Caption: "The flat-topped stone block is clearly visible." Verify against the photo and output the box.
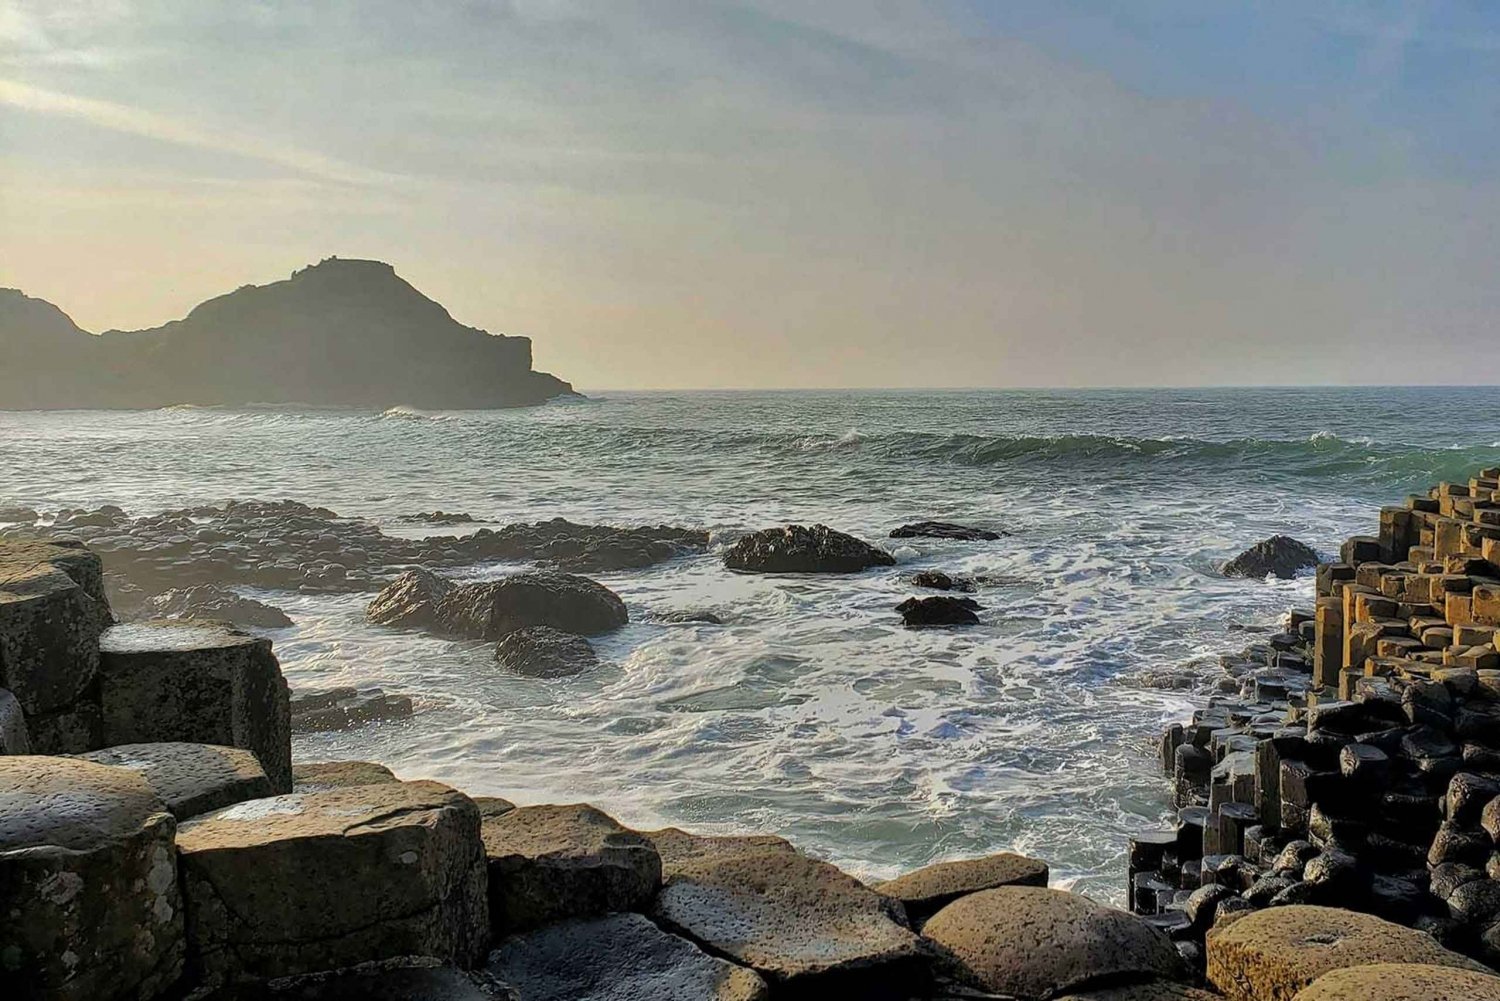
[291,759,399,791]
[922,886,1184,1001]
[487,912,768,1000]
[79,742,272,819]
[1206,906,1488,1001]
[176,779,489,984]
[1292,962,1500,1001]
[650,842,926,999]
[874,851,1049,925]
[0,755,183,1001]
[98,620,291,792]
[482,803,661,934]
[643,826,798,877]
[0,538,112,751]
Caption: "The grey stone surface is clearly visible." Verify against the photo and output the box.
[176,780,489,984]
[650,843,926,998]
[98,620,292,792]
[642,827,797,878]
[291,760,399,792]
[0,755,183,1001]
[487,912,768,1001]
[494,625,598,677]
[874,851,1049,925]
[482,803,661,934]
[79,742,272,819]
[0,538,112,751]
[921,886,1184,1001]
[196,959,516,1000]
[368,569,627,640]
[0,686,30,753]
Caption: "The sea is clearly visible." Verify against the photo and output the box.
[4,386,1500,901]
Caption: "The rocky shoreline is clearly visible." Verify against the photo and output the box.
[4,482,1500,999]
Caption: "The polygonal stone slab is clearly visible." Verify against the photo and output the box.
[1292,962,1500,1001]
[1206,905,1488,1001]
[650,844,927,998]
[487,912,768,1000]
[176,780,489,983]
[643,827,798,877]
[482,803,661,934]
[79,742,272,819]
[291,760,400,792]
[98,620,291,791]
[921,886,1185,1001]
[0,756,183,1001]
[874,852,1049,925]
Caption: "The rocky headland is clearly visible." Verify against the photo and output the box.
[3,477,1500,999]
[0,258,574,409]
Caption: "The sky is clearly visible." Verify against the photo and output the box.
[2,1,1498,390]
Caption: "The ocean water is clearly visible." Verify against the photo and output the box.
[4,386,1500,901]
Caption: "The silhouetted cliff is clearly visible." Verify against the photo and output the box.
[0,259,574,409]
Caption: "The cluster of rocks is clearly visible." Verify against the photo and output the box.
[1131,465,1500,975]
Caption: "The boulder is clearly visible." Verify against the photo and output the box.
[1292,963,1500,1001]
[0,756,183,1001]
[290,687,414,732]
[643,827,799,877]
[487,912,768,1001]
[291,760,400,792]
[1221,537,1320,580]
[896,595,981,627]
[176,780,489,983]
[97,620,292,792]
[79,742,273,819]
[722,525,896,574]
[890,521,1003,541]
[494,625,598,678]
[0,686,29,753]
[368,570,627,640]
[1205,905,1487,1001]
[141,584,294,629]
[650,845,926,998]
[910,570,977,592]
[481,803,661,934]
[196,960,515,1000]
[874,852,1049,925]
[0,538,112,751]
[921,886,1184,1001]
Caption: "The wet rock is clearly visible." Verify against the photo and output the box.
[910,570,977,592]
[196,960,515,1000]
[0,506,39,524]
[363,568,455,631]
[1222,537,1320,580]
[290,687,414,732]
[874,852,1049,925]
[651,844,925,998]
[722,524,896,574]
[493,625,598,678]
[889,521,1004,541]
[368,570,627,640]
[1291,963,1500,1001]
[481,803,661,934]
[487,912,768,1001]
[399,511,476,525]
[141,584,294,629]
[176,780,489,983]
[0,756,183,1001]
[97,620,292,792]
[78,742,273,819]
[658,609,725,624]
[922,886,1184,1001]
[1205,905,1486,1001]
[0,538,112,752]
[0,687,29,753]
[896,595,981,627]
[291,760,399,791]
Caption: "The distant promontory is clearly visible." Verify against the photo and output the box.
[0,258,575,409]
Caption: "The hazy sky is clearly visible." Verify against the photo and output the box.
[3,2,1498,390]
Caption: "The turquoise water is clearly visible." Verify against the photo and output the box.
[4,387,1499,899]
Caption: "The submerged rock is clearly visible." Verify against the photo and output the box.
[399,510,476,525]
[910,570,977,592]
[289,687,414,732]
[1221,536,1320,580]
[890,521,1004,541]
[896,595,981,627]
[368,569,627,640]
[141,584,293,629]
[723,524,896,574]
[494,625,598,678]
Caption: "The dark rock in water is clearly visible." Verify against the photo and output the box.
[911,570,977,593]
[0,258,573,409]
[367,569,627,640]
[1221,536,1320,579]
[290,687,414,732]
[896,595,981,628]
[890,521,1004,541]
[723,524,895,574]
[142,584,293,629]
[474,517,709,573]
[398,510,475,525]
[658,609,725,625]
[494,625,598,678]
